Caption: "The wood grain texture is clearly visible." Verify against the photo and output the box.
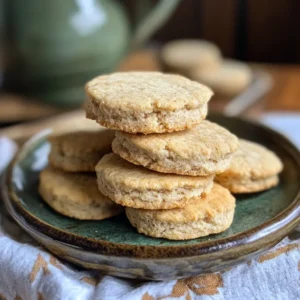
[153,0,200,41]
[200,0,238,57]
[263,65,300,111]
[146,0,300,62]
[245,0,300,62]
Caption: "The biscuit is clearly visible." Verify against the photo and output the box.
[84,72,212,134]
[112,120,239,176]
[39,166,123,220]
[126,183,235,240]
[215,139,283,193]
[48,129,115,172]
[191,59,252,96]
[161,39,221,76]
[95,153,214,209]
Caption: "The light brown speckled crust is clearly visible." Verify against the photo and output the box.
[216,175,279,194]
[39,166,123,220]
[84,72,213,134]
[48,129,115,172]
[126,183,235,240]
[191,59,252,97]
[215,139,283,193]
[112,120,239,176]
[161,39,222,76]
[95,153,214,209]
[49,148,106,172]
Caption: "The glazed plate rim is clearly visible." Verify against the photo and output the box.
[4,116,300,259]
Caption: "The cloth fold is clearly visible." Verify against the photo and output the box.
[0,114,299,300]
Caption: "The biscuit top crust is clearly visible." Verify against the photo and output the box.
[95,153,213,191]
[217,139,283,179]
[48,129,115,156]
[191,59,252,92]
[161,39,221,70]
[192,60,252,83]
[115,120,239,161]
[131,183,235,224]
[85,72,213,113]
[40,167,114,205]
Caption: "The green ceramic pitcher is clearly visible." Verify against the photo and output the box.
[4,0,180,106]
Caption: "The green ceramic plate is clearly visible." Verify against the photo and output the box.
[3,115,300,280]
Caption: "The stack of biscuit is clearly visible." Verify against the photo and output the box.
[161,39,253,97]
[84,71,240,240]
[39,129,124,220]
[40,71,283,241]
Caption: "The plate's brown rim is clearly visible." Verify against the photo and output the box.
[5,116,300,259]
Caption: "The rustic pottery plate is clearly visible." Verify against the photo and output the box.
[3,115,300,280]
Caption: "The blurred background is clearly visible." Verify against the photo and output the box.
[0,0,299,145]
[133,0,300,63]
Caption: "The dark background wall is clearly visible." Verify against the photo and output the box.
[124,0,300,63]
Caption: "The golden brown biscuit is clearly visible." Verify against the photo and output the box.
[126,183,235,240]
[112,120,239,176]
[161,39,222,76]
[84,72,212,134]
[48,129,115,172]
[95,153,214,209]
[215,139,283,193]
[39,166,123,220]
[191,59,252,97]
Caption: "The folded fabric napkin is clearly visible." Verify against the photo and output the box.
[0,114,299,300]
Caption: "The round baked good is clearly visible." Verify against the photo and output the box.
[215,139,283,193]
[161,39,222,76]
[85,72,212,134]
[191,59,252,96]
[48,129,115,172]
[112,120,239,176]
[95,153,214,209]
[39,167,123,220]
[126,183,235,240]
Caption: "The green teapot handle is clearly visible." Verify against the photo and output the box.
[131,0,181,50]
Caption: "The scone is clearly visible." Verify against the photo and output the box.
[215,139,283,193]
[112,120,239,176]
[48,129,115,172]
[84,72,213,134]
[126,183,235,240]
[161,39,221,76]
[191,59,252,97]
[39,166,123,220]
[95,153,214,209]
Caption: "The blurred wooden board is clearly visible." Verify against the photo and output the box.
[0,110,95,145]
[241,65,300,119]
[117,49,161,71]
[1,50,300,143]
[263,65,300,111]
[0,94,65,123]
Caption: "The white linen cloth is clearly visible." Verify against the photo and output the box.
[0,113,299,300]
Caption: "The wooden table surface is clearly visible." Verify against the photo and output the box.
[0,50,299,143]
[238,64,300,118]
[263,65,300,111]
